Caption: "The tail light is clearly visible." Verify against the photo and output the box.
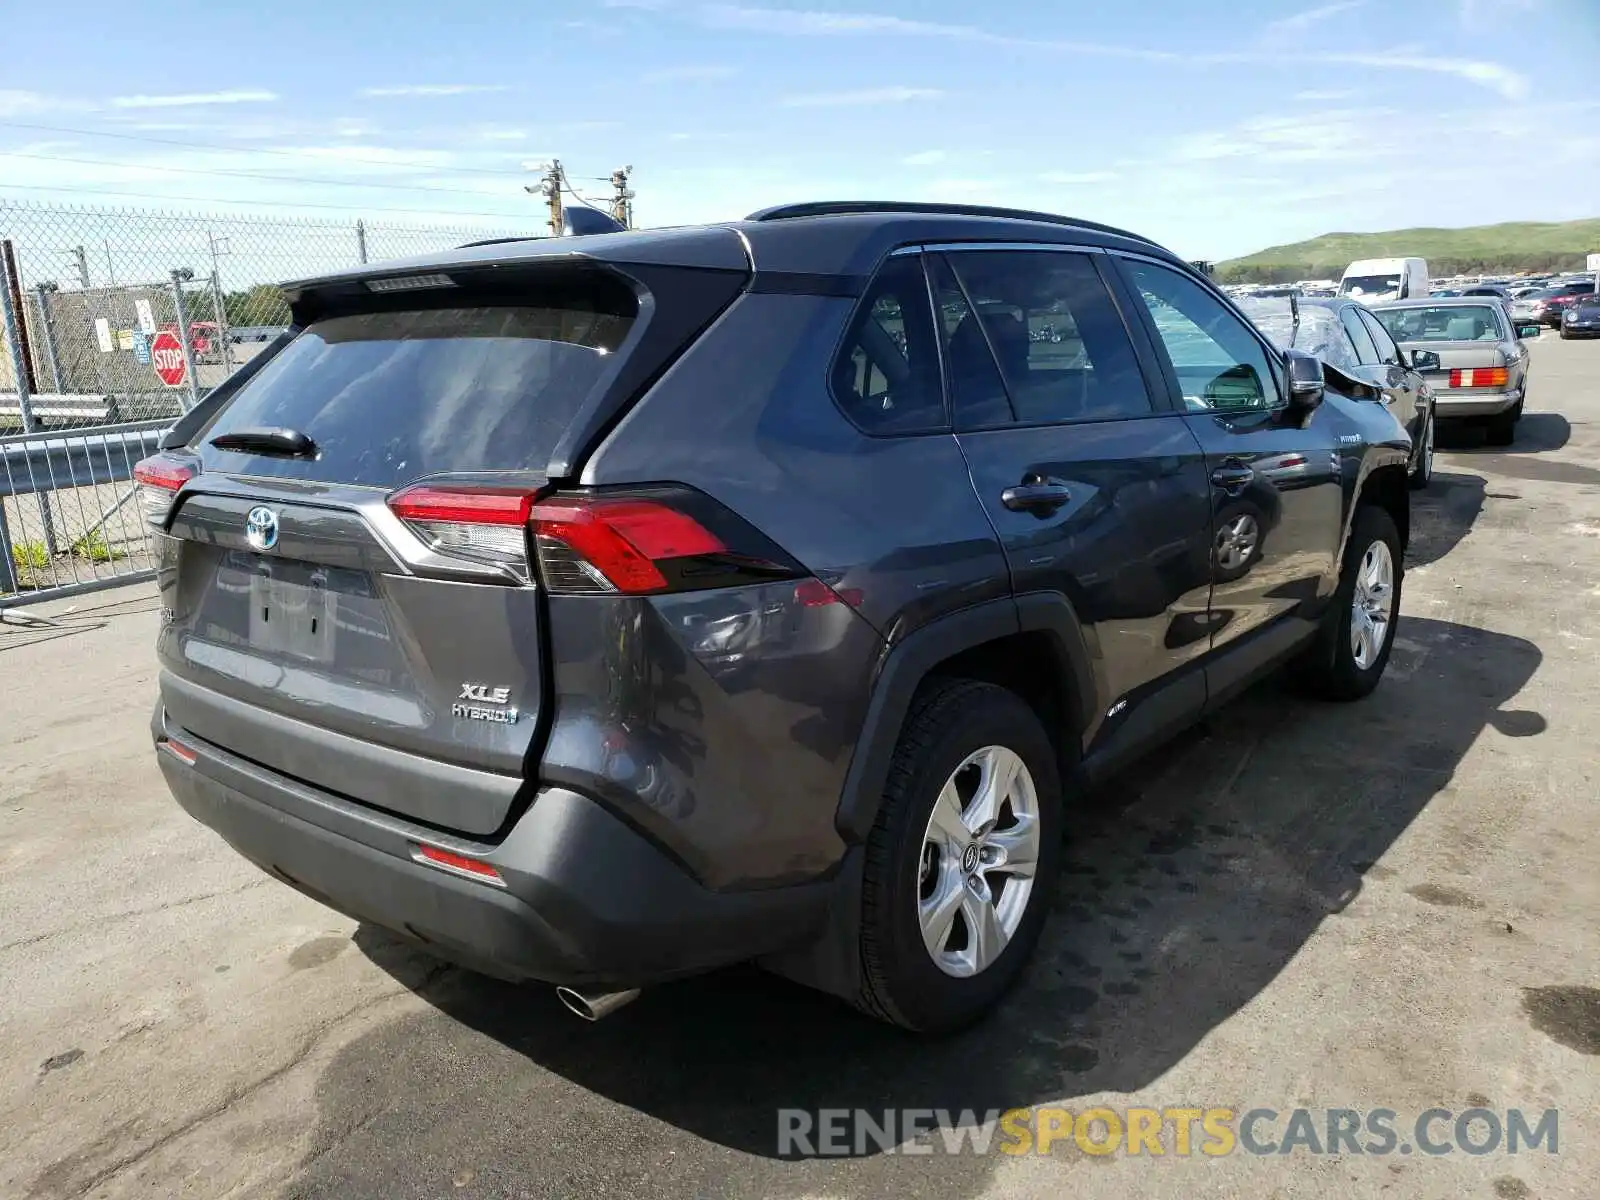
[132,453,197,527]
[386,482,805,595]
[1448,366,1509,388]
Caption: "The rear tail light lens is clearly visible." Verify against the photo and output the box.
[386,482,805,596]
[132,453,197,527]
[1448,367,1509,388]
[531,497,724,594]
[388,484,537,572]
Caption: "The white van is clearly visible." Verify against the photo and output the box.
[1339,258,1429,303]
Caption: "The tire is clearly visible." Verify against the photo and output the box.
[1486,406,1516,446]
[856,678,1062,1033]
[1296,505,1403,701]
[1409,409,1434,491]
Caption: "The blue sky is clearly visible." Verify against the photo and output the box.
[1,0,1596,259]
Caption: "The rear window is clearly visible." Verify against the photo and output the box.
[1372,305,1504,343]
[196,299,634,486]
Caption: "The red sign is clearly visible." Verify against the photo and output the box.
[150,329,187,388]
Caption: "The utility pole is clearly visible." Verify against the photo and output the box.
[610,166,634,229]
[524,160,565,236]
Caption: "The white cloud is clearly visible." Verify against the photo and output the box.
[701,5,1179,60]
[702,5,1525,97]
[1294,89,1358,101]
[475,126,531,141]
[358,84,513,97]
[1315,52,1528,100]
[1040,170,1119,184]
[0,89,96,118]
[111,90,278,109]
[1261,1,1366,42]
[643,64,740,82]
[900,149,947,166]
[781,86,943,107]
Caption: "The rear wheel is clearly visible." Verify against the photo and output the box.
[856,679,1062,1033]
[1486,403,1518,446]
[1297,505,1402,701]
[1409,409,1435,490]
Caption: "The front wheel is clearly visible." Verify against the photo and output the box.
[856,679,1062,1033]
[1296,505,1402,701]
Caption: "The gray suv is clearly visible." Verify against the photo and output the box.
[141,202,1413,1033]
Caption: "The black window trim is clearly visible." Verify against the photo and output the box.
[1355,306,1402,366]
[1107,250,1289,415]
[919,241,1179,433]
[825,247,952,439]
[1339,304,1381,366]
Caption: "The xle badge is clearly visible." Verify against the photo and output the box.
[453,683,518,725]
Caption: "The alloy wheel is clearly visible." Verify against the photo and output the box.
[917,745,1041,978]
[1350,539,1395,670]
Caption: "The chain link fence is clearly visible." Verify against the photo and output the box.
[2,199,531,603]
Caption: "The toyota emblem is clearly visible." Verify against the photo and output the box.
[245,506,280,552]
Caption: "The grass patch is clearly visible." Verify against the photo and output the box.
[12,540,50,570]
[71,530,126,563]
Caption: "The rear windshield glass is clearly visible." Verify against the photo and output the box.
[1372,305,1503,343]
[197,301,634,486]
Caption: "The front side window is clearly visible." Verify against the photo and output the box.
[938,249,1152,427]
[1123,260,1281,413]
[1340,307,1381,364]
[1357,308,1402,365]
[830,255,945,434]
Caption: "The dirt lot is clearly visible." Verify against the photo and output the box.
[2,336,1596,1200]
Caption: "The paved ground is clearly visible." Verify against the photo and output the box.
[2,336,1597,1200]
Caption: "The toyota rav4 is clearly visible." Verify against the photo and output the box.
[142,202,1412,1033]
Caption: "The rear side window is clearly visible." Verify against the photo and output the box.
[939,250,1152,427]
[198,298,634,487]
[830,255,945,434]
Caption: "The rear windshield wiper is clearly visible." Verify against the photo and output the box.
[209,427,318,458]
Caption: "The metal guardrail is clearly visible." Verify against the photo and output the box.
[0,419,169,605]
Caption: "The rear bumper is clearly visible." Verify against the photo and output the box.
[153,706,834,987]
[1435,387,1521,419]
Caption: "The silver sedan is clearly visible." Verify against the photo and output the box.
[1370,298,1534,446]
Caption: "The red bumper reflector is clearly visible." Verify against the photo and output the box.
[160,737,198,766]
[413,843,504,885]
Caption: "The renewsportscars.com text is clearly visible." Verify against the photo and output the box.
[777,1106,1560,1158]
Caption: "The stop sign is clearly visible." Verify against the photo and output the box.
[150,329,187,388]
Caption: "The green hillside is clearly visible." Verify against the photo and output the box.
[1216,219,1600,284]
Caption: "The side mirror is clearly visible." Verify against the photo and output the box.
[1517,324,1541,339]
[1284,349,1324,413]
[1410,348,1442,371]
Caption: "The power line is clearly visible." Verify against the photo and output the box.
[0,180,535,221]
[1,149,526,199]
[0,120,531,177]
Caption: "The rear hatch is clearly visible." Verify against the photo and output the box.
[148,251,747,836]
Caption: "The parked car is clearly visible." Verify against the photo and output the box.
[1240,295,1436,488]
[1560,292,1600,339]
[1371,298,1535,445]
[1511,282,1599,328]
[136,200,1415,1033]
[1461,285,1511,300]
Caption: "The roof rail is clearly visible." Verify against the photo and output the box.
[744,200,1157,247]
[456,235,543,249]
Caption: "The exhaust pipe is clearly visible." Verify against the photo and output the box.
[555,986,641,1022]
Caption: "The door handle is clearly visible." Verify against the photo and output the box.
[1001,482,1072,513]
[1210,463,1255,490]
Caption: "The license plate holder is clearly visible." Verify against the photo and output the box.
[248,562,337,663]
